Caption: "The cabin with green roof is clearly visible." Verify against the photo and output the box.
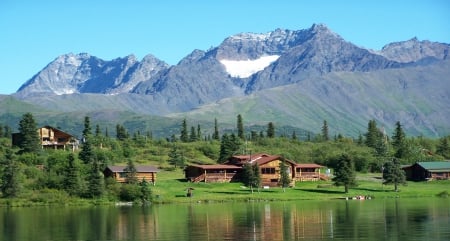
[402,161,450,181]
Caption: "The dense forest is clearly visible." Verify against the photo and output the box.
[0,113,449,203]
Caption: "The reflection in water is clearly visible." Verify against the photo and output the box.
[0,198,449,241]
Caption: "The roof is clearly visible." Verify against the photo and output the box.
[296,163,324,168]
[229,153,294,166]
[106,165,160,173]
[40,125,74,137]
[416,161,450,171]
[188,164,242,170]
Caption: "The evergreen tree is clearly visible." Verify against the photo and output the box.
[436,136,450,159]
[279,160,291,192]
[180,119,188,142]
[321,120,329,141]
[63,153,81,196]
[17,112,40,154]
[189,126,198,142]
[392,121,407,159]
[124,159,138,184]
[267,122,275,138]
[237,114,244,139]
[197,124,202,140]
[218,134,232,163]
[0,150,22,197]
[332,154,357,193]
[212,118,220,140]
[242,163,261,193]
[365,120,382,148]
[168,144,185,168]
[291,131,297,140]
[87,159,104,198]
[382,158,406,192]
[218,133,241,163]
[140,179,152,202]
[95,124,101,137]
[116,124,128,140]
[79,116,94,164]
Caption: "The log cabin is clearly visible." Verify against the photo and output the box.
[402,161,450,181]
[12,125,78,150]
[104,165,160,184]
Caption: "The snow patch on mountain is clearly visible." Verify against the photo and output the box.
[219,55,280,78]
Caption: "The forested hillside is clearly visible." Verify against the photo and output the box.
[0,113,449,204]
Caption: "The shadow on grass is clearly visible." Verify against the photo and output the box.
[351,187,389,192]
[298,188,344,194]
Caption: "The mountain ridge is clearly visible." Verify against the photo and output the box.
[7,23,450,137]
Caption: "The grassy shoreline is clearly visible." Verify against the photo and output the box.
[1,171,449,207]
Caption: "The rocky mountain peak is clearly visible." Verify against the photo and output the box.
[380,38,450,63]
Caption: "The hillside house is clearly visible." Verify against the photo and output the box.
[12,125,78,150]
[402,161,450,181]
[104,165,160,184]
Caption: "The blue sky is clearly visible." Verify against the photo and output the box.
[1,0,449,94]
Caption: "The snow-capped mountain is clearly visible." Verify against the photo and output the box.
[10,24,450,137]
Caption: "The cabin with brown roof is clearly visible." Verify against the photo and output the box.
[12,125,78,150]
[104,165,160,184]
[235,153,297,187]
[184,164,242,183]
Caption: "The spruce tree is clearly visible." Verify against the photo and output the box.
[189,126,197,142]
[382,158,406,192]
[168,144,185,168]
[212,118,220,140]
[321,120,329,141]
[279,160,291,192]
[237,114,244,140]
[63,153,81,196]
[87,159,104,198]
[79,116,94,164]
[332,154,357,193]
[18,112,40,154]
[124,159,138,184]
[365,120,381,148]
[436,136,450,159]
[180,119,188,142]
[0,150,22,197]
[267,122,275,138]
[392,121,407,159]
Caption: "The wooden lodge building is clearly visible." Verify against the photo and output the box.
[12,125,78,150]
[402,161,450,181]
[185,153,327,187]
[104,165,160,184]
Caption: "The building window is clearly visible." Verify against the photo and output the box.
[261,168,276,174]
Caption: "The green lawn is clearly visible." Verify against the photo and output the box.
[150,170,450,204]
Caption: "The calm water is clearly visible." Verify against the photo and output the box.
[1,198,449,241]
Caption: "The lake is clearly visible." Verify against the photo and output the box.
[1,198,449,241]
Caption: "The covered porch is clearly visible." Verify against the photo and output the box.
[185,164,242,183]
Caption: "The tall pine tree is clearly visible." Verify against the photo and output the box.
[392,121,407,159]
[267,122,275,138]
[17,112,40,154]
[332,154,357,193]
[180,119,188,142]
[79,116,94,164]
[237,114,244,140]
[382,158,406,192]
[321,120,329,141]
